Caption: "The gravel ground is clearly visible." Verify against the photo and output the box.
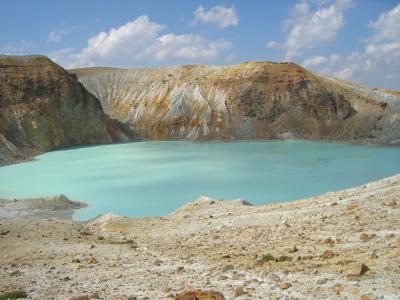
[0,175,399,299]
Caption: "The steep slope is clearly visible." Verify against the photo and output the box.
[0,55,133,165]
[71,62,400,145]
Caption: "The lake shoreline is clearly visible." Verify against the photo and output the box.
[0,195,87,221]
[2,137,399,168]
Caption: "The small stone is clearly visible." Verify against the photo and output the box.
[89,292,100,299]
[385,233,395,239]
[347,263,369,278]
[260,270,269,278]
[234,286,244,297]
[360,233,375,242]
[222,265,234,273]
[174,290,225,300]
[277,282,291,290]
[70,295,89,300]
[321,250,335,259]
[164,288,171,293]
[176,266,185,273]
[0,230,10,235]
[332,283,343,294]
[346,203,359,210]
[317,278,328,285]
[72,258,81,263]
[268,273,281,282]
[90,244,96,249]
[361,295,376,300]
[288,245,298,253]
[88,257,97,264]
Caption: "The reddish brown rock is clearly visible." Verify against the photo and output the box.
[321,250,335,259]
[174,290,226,300]
[277,282,292,290]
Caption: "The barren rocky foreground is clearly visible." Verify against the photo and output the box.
[0,175,399,299]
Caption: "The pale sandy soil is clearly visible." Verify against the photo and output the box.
[0,175,399,300]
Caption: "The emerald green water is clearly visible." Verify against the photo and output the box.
[0,141,399,220]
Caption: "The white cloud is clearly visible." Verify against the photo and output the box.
[0,40,36,55]
[268,0,353,60]
[302,55,328,68]
[333,67,353,80]
[333,4,400,88]
[193,5,239,29]
[140,34,232,61]
[302,54,341,68]
[266,41,281,49]
[48,31,62,43]
[50,16,232,68]
[302,3,400,89]
[368,4,400,43]
[48,27,76,43]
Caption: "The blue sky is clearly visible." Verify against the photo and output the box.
[1,0,399,89]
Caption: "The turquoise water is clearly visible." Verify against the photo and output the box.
[0,141,399,220]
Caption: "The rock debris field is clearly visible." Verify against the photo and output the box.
[0,175,399,299]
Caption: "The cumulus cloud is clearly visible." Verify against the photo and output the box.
[302,55,328,68]
[268,0,353,60]
[50,16,232,68]
[301,3,400,89]
[193,5,239,29]
[302,54,340,68]
[368,4,400,43]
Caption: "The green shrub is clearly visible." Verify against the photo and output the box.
[108,239,137,248]
[0,290,28,300]
[9,270,20,277]
[262,253,293,263]
[275,255,293,262]
[262,253,275,262]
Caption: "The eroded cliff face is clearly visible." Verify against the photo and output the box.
[0,55,133,165]
[71,62,400,145]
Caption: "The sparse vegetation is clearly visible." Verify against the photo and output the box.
[0,290,27,300]
[275,255,293,262]
[262,253,293,263]
[79,230,91,236]
[108,239,137,248]
[9,270,20,277]
[262,253,275,262]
